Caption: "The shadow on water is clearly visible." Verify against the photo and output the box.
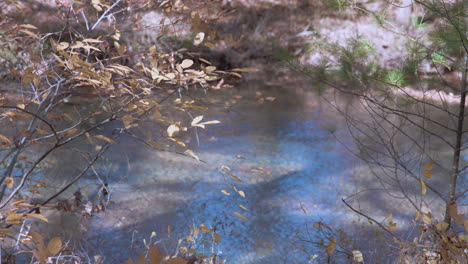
[65,87,351,263]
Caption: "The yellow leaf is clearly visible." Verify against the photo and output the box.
[420,179,427,195]
[238,204,248,211]
[326,238,336,256]
[184,149,199,161]
[27,213,48,223]
[234,212,248,221]
[414,211,420,220]
[422,213,432,225]
[0,134,11,145]
[221,189,231,196]
[6,213,24,225]
[94,135,116,144]
[122,114,134,129]
[204,42,215,49]
[47,237,62,256]
[436,222,449,231]
[180,59,194,69]
[423,161,433,171]
[237,190,246,198]
[423,170,433,179]
[64,128,78,136]
[36,128,48,135]
[5,176,14,188]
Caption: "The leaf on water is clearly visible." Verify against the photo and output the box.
[0,134,11,146]
[184,149,199,161]
[94,135,116,144]
[193,32,205,46]
[414,211,420,220]
[167,225,171,235]
[237,190,246,198]
[180,59,194,69]
[221,165,231,171]
[191,116,203,126]
[352,250,364,262]
[423,170,433,179]
[148,245,164,264]
[47,237,62,256]
[64,128,78,136]
[167,124,180,137]
[31,184,47,188]
[221,189,231,195]
[213,233,221,243]
[234,212,248,221]
[420,179,427,195]
[146,140,164,151]
[238,204,248,211]
[226,172,241,182]
[199,120,220,126]
[122,114,134,129]
[36,128,49,135]
[326,238,336,256]
[423,161,433,171]
[5,176,14,188]
[388,213,396,231]
[298,200,307,214]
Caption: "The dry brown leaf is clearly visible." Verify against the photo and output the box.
[94,135,116,144]
[47,237,62,256]
[234,212,248,221]
[326,238,336,256]
[148,245,164,264]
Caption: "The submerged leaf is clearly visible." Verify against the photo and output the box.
[234,212,248,221]
[420,179,427,195]
[326,238,336,256]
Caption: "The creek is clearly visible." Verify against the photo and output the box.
[35,84,353,263]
